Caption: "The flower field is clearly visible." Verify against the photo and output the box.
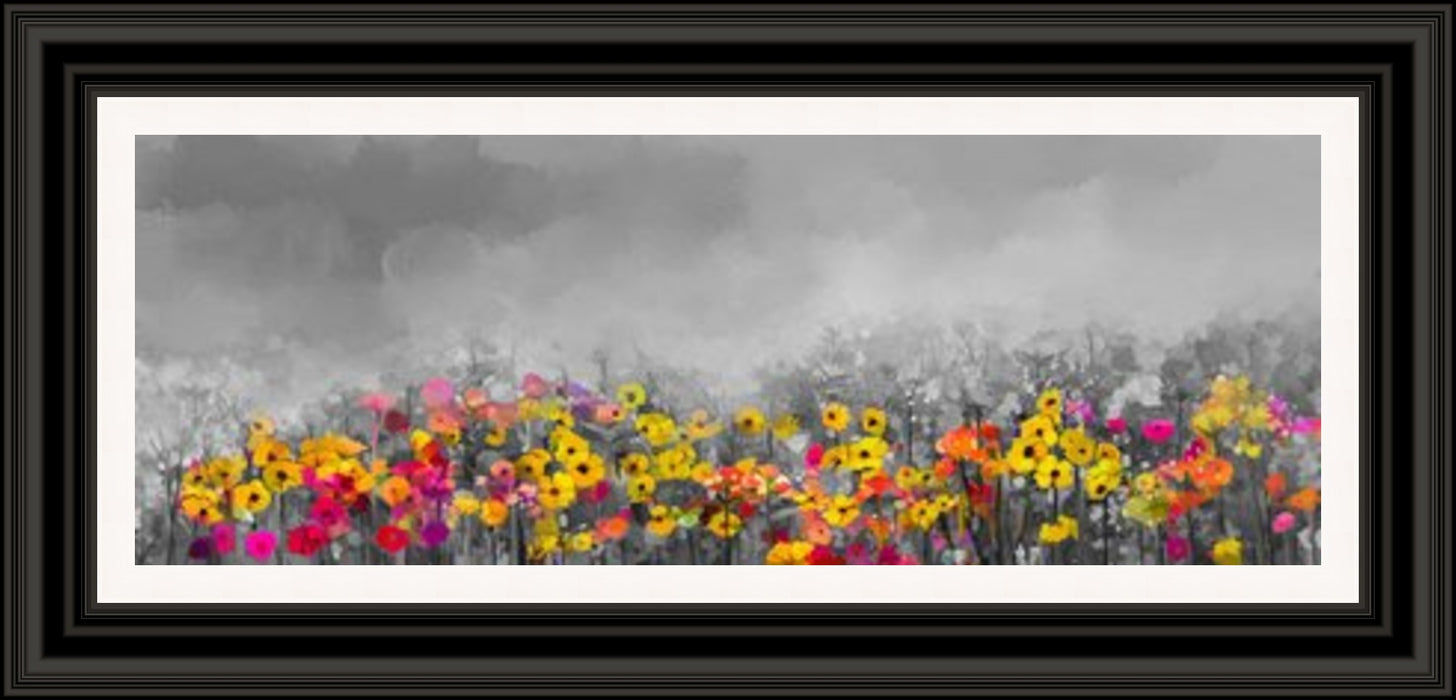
[150,360,1321,566]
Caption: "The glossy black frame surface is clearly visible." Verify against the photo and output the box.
[2,3,1449,695]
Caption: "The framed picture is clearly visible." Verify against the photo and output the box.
[3,2,1448,695]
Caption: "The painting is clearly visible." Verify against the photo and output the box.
[132,133,1322,567]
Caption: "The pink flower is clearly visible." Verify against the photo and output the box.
[1105,416,1128,434]
[1141,418,1176,444]
[488,460,515,484]
[1165,534,1190,561]
[1272,511,1297,534]
[520,372,550,399]
[1066,399,1095,425]
[244,530,278,561]
[420,377,455,410]
[211,523,236,556]
[358,391,395,414]
[805,443,825,469]
[1292,417,1321,436]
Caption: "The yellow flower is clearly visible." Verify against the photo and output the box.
[823,495,861,528]
[620,452,651,478]
[820,445,848,470]
[734,406,766,435]
[542,398,574,428]
[616,382,648,410]
[689,461,716,484]
[1036,387,1063,421]
[1039,514,1079,544]
[627,474,657,503]
[247,414,275,440]
[1034,458,1074,491]
[706,511,743,539]
[1122,494,1170,528]
[1096,442,1121,464]
[250,436,293,468]
[566,452,607,489]
[551,427,591,468]
[646,505,677,538]
[821,402,850,433]
[1084,463,1121,501]
[1212,537,1244,565]
[1235,436,1264,458]
[860,407,888,436]
[179,486,223,524]
[895,465,929,491]
[231,479,272,514]
[1008,438,1050,474]
[771,413,801,440]
[516,448,551,482]
[635,412,678,448]
[1133,472,1161,496]
[538,472,577,511]
[451,491,481,517]
[205,454,246,488]
[1021,414,1058,446]
[483,424,509,448]
[1058,428,1094,466]
[844,436,889,472]
[481,498,510,528]
[567,532,595,554]
[261,461,303,493]
[655,443,696,480]
[408,429,434,454]
[906,499,941,530]
[684,409,723,441]
[766,540,814,565]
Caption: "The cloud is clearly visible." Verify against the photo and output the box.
[135,135,1319,399]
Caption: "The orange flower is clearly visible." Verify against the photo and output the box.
[1264,472,1288,500]
[1189,458,1234,492]
[379,475,413,508]
[935,425,985,462]
[1287,487,1321,512]
[594,514,631,543]
[932,458,958,481]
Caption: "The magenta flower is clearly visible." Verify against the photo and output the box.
[420,521,451,548]
[1271,511,1297,534]
[805,443,825,469]
[1105,416,1128,434]
[1165,535,1190,561]
[1291,417,1321,435]
[211,523,236,556]
[1141,419,1176,444]
[244,530,278,561]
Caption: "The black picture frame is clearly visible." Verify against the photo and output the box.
[2,2,1448,695]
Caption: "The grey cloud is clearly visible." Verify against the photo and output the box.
[136,135,1319,399]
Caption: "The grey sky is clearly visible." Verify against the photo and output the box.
[136,135,1319,397]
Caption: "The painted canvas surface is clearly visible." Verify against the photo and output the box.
[134,135,1321,566]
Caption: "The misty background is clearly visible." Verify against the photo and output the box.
[135,135,1320,421]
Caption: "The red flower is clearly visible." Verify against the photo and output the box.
[375,525,410,554]
[286,524,327,557]
[383,409,410,434]
[978,421,1001,444]
[807,544,846,565]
